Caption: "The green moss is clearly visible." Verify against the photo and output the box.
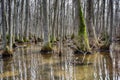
[77,1,90,51]
[50,35,56,43]
[23,37,29,42]
[15,37,24,43]
[6,34,12,43]
[6,34,14,44]
[71,33,75,39]
[41,42,53,52]
[6,34,10,40]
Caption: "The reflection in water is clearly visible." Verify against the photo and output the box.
[110,42,120,80]
[0,44,119,80]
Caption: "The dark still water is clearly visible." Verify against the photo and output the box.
[0,43,120,80]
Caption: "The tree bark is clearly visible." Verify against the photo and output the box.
[24,0,29,41]
[86,0,98,46]
[77,0,90,51]
[43,0,49,45]
[1,0,7,50]
[51,0,58,42]
[8,0,13,50]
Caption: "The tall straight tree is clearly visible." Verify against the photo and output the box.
[20,0,25,42]
[1,0,13,57]
[24,0,29,41]
[1,0,7,50]
[86,0,98,45]
[14,0,20,41]
[41,0,52,52]
[109,0,113,42]
[8,0,13,50]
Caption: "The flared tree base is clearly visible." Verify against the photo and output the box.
[1,48,13,58]
[40,43,53,53]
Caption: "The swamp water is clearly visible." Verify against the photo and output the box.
[0,43,120,80]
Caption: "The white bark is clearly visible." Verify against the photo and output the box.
[43,0,49,44]
[1,0,7,49]
[8,0,13,50]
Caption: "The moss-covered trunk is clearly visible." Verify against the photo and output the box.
[77,0,90,51]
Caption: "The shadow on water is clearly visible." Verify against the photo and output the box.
[0,43,119,80]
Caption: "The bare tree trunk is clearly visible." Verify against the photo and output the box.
[109,0,113,42]
[8,0,13,50]
[62,0,66,40]
[72,0,75,36]
[1,0,7,50]
[20,0,25,42]
[51,0,58,42]
[56,0,59,40]
[41,0,53,52]
[39,0,43,39]
[24,0,29,41]
[43,0,49,45]
[114,0,120,40]
[13,0,17,43]
[86,0,98,46]
[15,0,20,41]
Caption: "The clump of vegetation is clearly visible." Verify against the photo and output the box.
[14,36,24,43]
[23,37,29,42]
[40,42,53,53]
[2,46,13,58]
[15,38,24,43]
